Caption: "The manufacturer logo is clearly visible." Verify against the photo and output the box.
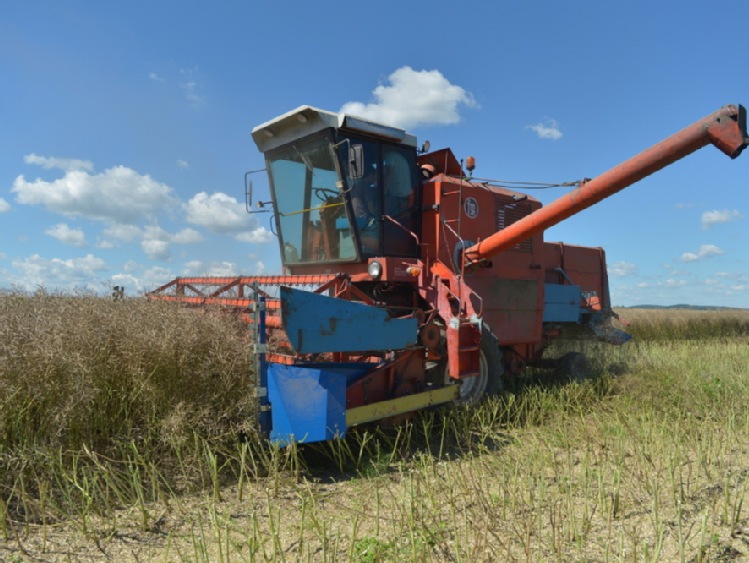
[464,197,479,219]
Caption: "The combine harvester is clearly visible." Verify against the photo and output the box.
[149,104,747,444]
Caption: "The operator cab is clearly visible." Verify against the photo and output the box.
[251,106,421,266]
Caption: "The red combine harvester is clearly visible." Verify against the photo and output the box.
[149,104,747,444]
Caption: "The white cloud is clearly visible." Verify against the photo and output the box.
[701,209,743,229]
[141,238,170,261]
[12,253,107,289]
[140,226,203,260]
[183,260,204,273]
[109,264,175,294]
[177,159,190,169]
[660,279,688,288]
[184,191,270,243]
[0,198,10,212]
[526,119,563,140]
[13,159,177,223]
[182,260,238,277]
[45,223,86,247]
[180,68,203,106]
[340,66,476,130]
[185,192,248,232]
[24,153,94,172]
[236,226,275,243]
[102,224,142,243]
[609,261,637,277]
[681,244,723,262]
[714,272,749,284]
[171,228,203,244]
[253,260,266,275]
[149,72,166,83]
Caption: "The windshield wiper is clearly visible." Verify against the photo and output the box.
[292,145,314,172]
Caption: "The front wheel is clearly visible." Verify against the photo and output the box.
[455,326,504,404]
[554,351,592,382]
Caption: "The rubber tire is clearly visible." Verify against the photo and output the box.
[555,351,592,382]
[455,326,504,404]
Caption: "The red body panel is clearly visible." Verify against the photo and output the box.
[150,104,747,398]
[544,242,609,311]
[420,175,547,345]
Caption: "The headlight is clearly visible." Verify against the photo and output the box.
[368,260,383,280]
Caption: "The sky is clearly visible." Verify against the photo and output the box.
[1,1,747,307]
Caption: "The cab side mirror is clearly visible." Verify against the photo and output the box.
[244,168,269,214]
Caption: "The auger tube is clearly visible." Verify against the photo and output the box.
[464,104,748,264]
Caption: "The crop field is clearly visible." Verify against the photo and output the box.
[1,292,749,561]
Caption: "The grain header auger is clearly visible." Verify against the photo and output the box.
[148,104,747,445]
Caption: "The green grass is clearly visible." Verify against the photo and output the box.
[1,296,748,560]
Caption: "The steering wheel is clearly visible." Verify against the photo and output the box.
[314,187,340,202]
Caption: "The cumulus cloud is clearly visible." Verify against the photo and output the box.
[140,226,204,260]
[185,191,271,242]
[24,153,94,172]
[526,119,563,140]
[13,157,177,223]
[609,261,637,277]
[149,72,166,83]
[45,223,86,247]
[182,260,238,277]
[177,159,190,169]
[340,67,476,130]
[102,224,142,243]
[185,192,250,233]
[12,253,107,289]
[171,228,203,244]
[701,209,743,229]
[681,244,723,262]
[236,226,274,243]
[0,198,10,212]
[141,238,170,261]
[110,264,175,294]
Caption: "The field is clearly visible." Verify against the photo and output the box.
[1,293,749,561]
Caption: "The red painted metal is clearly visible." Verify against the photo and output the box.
[150,103,746,420]
[149,274,340,295]
[465,105,747,263]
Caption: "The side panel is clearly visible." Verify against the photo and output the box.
[543,284,582,322]
[421,175,547,345]
[469,277,542,344]
[267,363,348,445]
[544,242,609,311]
[280,286,418,353]
[267,362,374,445]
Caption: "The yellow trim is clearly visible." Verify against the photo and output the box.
[346,385,460,427]
[280,201,344,217]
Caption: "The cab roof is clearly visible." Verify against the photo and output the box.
[252,105,417,153]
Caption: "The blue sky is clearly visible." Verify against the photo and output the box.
[1,1,747,307]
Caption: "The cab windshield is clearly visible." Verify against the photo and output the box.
[267,134,355,264]
[266,131,420,265]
